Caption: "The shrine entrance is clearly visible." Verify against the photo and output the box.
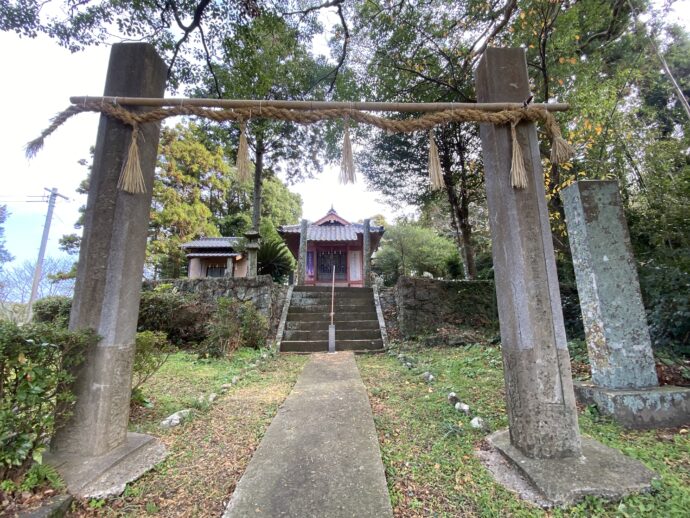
[316,246,347,282]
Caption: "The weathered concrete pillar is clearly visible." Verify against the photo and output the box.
[244,229,260,278]
[363,219,372,287]
[297,219,308,285]
[476,48,581,460]
[48,43,167,497]
[563,181,658,388]
[189,257,202,279]
[562,180,690,428]
[476,49,655,506]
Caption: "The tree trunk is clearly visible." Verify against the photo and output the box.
[252,134,264,231]
[439,136,478,280]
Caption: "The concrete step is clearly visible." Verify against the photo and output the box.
[285,320,380,331]
[290,299,375,308]
[287,312,378,323]
[283,329,383,341]
[288,303,375,313]
[280,339,384,353]
[293,286,373,295]
[291,291,374,301]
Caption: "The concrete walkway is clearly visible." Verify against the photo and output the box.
[223,352,393,518]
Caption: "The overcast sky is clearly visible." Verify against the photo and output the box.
[1,1,688,268]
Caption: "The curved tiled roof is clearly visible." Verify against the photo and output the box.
[181,237,243,249]
[279,222,384,242]
[279,208,384,242]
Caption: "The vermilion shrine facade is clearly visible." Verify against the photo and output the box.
[279,208,384,287]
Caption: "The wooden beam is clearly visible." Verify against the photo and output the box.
[70,96,570,113]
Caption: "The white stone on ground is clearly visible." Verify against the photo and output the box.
[470,417,485,430]
[455,402,470,414]
[160,409,192,429]
[448,392,460,406]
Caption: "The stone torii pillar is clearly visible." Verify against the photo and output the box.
[476,48,654,505]
[363,218,372,287]
[296,219,308,285]
[562,180,690,428]
[47,43,167,497]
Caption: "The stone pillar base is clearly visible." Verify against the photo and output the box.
[487,429,656,507]
[574,382,690,429]
[45,432,167,498]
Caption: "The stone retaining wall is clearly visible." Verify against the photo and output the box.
[143,275,288,334]
[394,276,497,337]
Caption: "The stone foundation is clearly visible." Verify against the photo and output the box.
[394,277,497,337]
[574,382,690,429]
[488,429,656,507]
[144,275,287,335]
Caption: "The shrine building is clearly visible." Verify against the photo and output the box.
[182,237,248,279]
[278,208,385,287]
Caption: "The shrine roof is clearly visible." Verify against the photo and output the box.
[185,252,241,258]
[279,208,384,242]
[181,237,243,249]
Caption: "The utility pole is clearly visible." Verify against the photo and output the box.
[27,187,68,321]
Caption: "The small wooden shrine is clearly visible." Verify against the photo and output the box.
[278,208,384,287]
[182,237,248,278]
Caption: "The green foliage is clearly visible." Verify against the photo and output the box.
[137,290,211,346]
[132,331,173,392]
[31,296,72,328]
[257,239,295,282]
[0,204,12,269]
[149,123,230,279]
[373,223,461,285]
[0,322,96,481]
[201,298,268,358]
[18,462,63,492]
[638,262,690,350]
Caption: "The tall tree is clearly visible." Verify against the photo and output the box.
[147,122,302,278]
[196,13,330,236]
[0,205,12,270]
[148,123,229,278]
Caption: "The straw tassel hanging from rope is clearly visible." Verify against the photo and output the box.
[236,119,251,182]
[117,123,147,194]
[340,116,356,184]
[428,129,444,190]
[509,121,528,189]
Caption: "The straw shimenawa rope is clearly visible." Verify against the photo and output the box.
[27,101,575,193]
[428,129,444,190]
[340,116,356,184]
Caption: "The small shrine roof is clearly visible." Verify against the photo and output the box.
[185,252,241,258]
[181,237,243,249]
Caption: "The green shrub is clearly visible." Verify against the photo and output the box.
[137,291,211,345]
[132,331,173,391]
[201,298,267,358]
[32,297,72,328]
[0,322,97,481]
[639,260,690,350]
[257,239,295,282]
[18,462,63,492]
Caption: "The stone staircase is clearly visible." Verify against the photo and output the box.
[280,286,384,353]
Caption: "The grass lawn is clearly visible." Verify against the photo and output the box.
[69,349,308,517]
[60,340,688,517]
[357,341,690,517]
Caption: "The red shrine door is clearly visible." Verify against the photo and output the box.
[316,246,347,282]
